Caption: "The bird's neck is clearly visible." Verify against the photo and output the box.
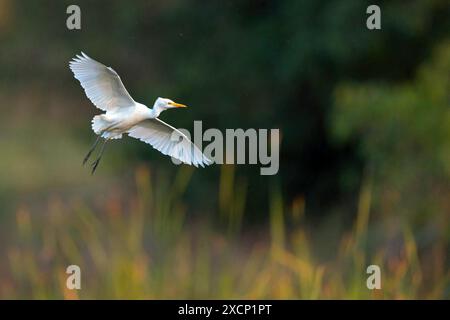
[147,106,162,118]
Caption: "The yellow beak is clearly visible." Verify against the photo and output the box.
[168,101,187,108]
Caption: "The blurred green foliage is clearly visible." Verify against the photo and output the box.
[1,0,448,214]
[332,41,450,223]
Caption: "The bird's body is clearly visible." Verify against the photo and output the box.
[69,52,212,173]
[91,102,150,139]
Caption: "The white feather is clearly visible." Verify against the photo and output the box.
[70,52,212,168]
[69,52,135,111]
[128,118,212,167]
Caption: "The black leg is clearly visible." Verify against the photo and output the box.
[91,139,108,175]
[83,135,102,165]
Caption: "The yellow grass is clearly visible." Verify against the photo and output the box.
[1,165,447,299]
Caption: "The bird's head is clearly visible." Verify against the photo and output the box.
[155,97,187,111]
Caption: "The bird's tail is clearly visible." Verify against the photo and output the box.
[91,115,122,139]
[91,115,108,135]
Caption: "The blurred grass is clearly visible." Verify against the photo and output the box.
[1,164,448,299]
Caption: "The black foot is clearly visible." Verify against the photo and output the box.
[83,150,94,166]
[91,159,101,175]
[83,135,102,165]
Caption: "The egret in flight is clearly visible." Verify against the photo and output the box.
[69,52,212,174]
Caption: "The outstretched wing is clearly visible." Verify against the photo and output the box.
[128,118,212,167]
[69,52,135,112]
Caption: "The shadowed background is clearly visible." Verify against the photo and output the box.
[0,0,448,298]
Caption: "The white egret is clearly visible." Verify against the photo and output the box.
[69,52,212,174]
